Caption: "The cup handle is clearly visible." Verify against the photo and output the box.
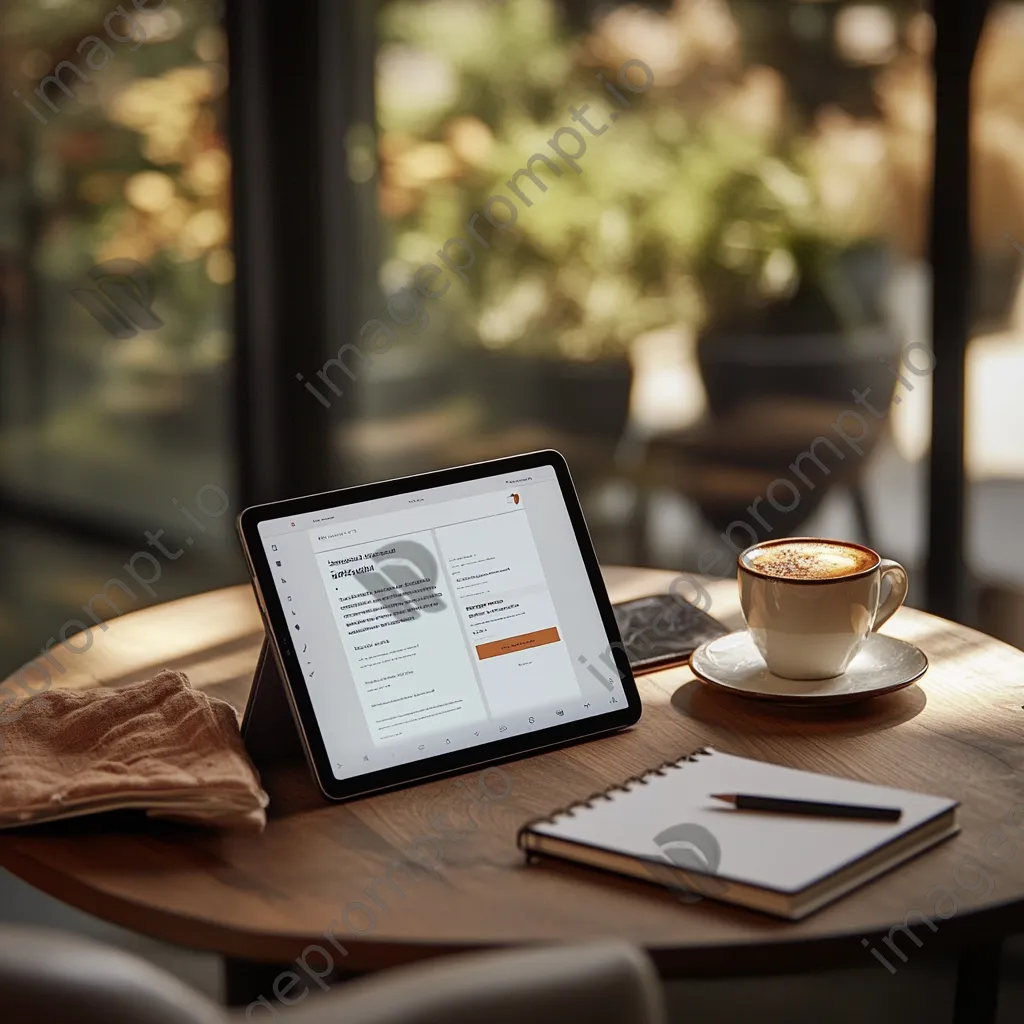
[872,559,909,631]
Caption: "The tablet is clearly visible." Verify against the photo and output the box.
[236,450,641,801]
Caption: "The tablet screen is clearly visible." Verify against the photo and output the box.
[255,465,629,780]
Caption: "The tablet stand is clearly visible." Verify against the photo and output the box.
[240,637,307,769]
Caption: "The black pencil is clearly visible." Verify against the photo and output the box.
[711,793,903,822]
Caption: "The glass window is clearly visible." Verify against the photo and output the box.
[361,0,930,573]
[0,0,233,533]
[969,1,1024,639]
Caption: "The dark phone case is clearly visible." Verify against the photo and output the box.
[612,593,730,674]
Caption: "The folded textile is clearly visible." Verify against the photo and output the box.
[0,670,268,831]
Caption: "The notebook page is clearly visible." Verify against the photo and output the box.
[532,750,957,893]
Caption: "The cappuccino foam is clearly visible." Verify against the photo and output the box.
[745,541,876,580]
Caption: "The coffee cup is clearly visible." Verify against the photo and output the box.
[738,538,909,680]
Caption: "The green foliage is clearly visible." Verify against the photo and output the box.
[378,0,891,358]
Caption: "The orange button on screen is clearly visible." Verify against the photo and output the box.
[475,626,561,660]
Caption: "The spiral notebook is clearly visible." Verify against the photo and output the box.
[517,748,959,920]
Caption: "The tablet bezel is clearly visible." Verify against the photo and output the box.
[236,450,641,802]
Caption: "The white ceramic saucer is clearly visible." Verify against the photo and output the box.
[689,630,928,706]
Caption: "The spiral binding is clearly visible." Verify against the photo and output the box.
[519,746,715,839]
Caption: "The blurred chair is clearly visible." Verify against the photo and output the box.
[637,395,889,558]
[0,924,666,1024]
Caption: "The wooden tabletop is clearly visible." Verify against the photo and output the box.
[1,567,1023,977]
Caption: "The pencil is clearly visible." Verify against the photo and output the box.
[710,794,903,822]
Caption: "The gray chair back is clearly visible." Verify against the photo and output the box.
[0,924,665,1024]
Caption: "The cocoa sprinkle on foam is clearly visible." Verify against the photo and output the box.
[749,544,870,580]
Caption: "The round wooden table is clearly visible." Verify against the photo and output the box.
[2,568,1023,1021]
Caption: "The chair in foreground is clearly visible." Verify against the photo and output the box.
[0,924,666,1024]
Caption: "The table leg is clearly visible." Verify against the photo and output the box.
[849,484,875,550]
[951,942,1002,1024]
[629,485,651,567]
[224,956,363,1009]
[224,957,295,1008]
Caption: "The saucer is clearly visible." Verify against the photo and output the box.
[689,630,928,706]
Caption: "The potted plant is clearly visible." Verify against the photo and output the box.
[376,0,906,446]
[691,151,901,417]
[374,0,689,441]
